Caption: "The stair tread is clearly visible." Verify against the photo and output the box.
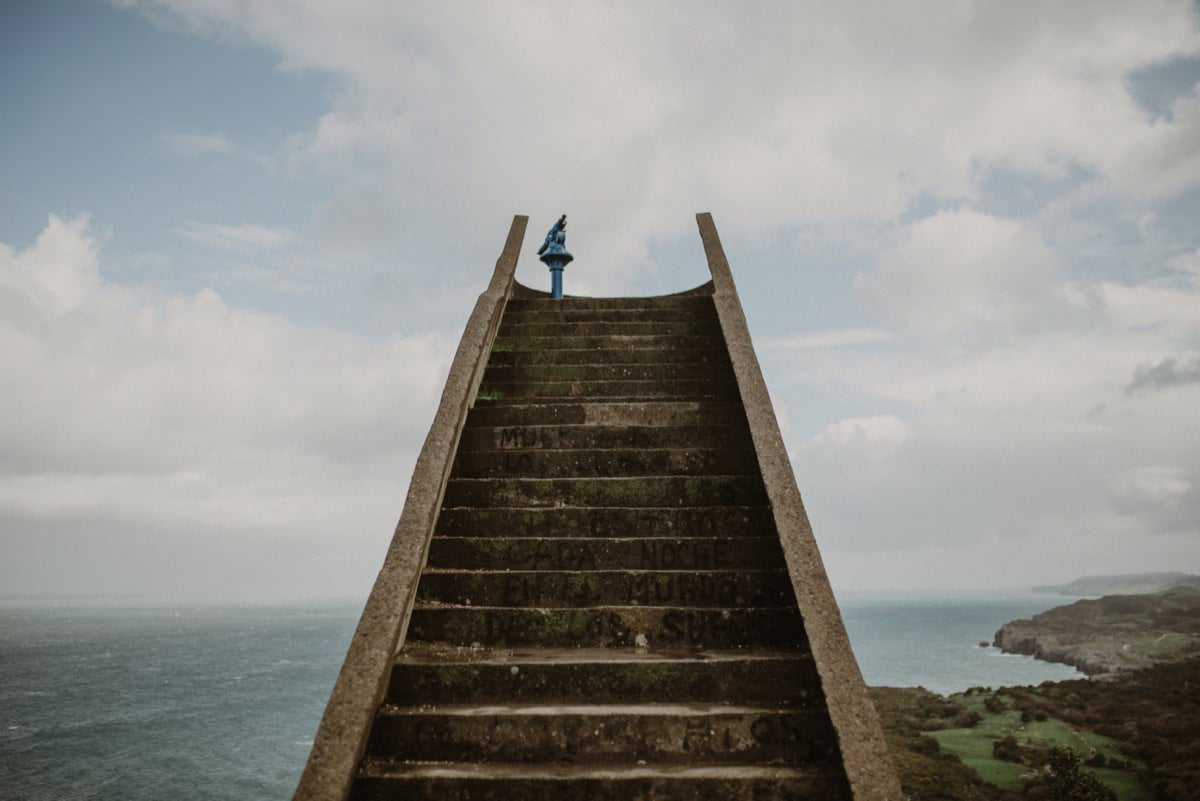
[377,703,809,716]
[447,474,758,483]
[359,761,840,780]
[412,603,797,611]
[396,644,808,665]
[420,567,786,574]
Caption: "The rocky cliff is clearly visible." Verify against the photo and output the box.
[993,586,1200,675]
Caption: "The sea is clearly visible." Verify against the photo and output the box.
[0,593,1082,801]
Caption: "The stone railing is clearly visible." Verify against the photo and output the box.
[696,212,902,801]
[293,215,528,801]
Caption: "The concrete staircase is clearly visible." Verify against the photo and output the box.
[347,293,852,800]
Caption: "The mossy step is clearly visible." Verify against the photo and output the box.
[456,424,749,453]
[388,646,819,705]
[425,537,785,571]
[486,348,730,367]
[363,703,837,765]
[483,363,733,383]
[465,401,746,428]
[476,379,738,401]
[498,321,721,338]
[502,308,712,324]
[350,762,850,801]
[406,605,806,648]
[475,394,739,406]
[506,295,715,312]
[434,507,774,539]
[442,476,768,508]
[491,334,726,351]
[452,448,758,479]
[415,569,795,608]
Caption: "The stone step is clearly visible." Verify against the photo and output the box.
[426,537,784,571]
[451,448,758,478]
[476,379,739,400]
[388,646,819,706]
[483,363,733,383]
[434,507,775,539]
[363,704,838,765]
[456,424,749,453]
[492,334,726,351]
[442,476,768,508]
[502,308,709,324]
[351,762,850,801]
[415,570,795,608]
[499,321,721,338]
[507,295,715,312]
[476,394,739,406]
[487,348,729,367]
[406,605,806,648]
[465,401,746,428]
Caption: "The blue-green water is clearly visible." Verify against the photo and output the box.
[0,595,1080,801]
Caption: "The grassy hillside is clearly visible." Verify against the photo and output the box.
[871,655,1200,801]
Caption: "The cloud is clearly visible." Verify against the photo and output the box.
[806,415,913,453]
[165,131,236,155]
[1108,464,1200,535]
[119,0,1200,290]
[0,215,454,596]
[0,214,105,315]
[765,328,892,350]
[1127,355,1200,392]
[174,221,296,251]
[859,209,1062,338]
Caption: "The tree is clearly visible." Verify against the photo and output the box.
[1041,747,1117,801]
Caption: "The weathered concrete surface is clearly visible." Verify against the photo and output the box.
[697,212,902,801]
[483,363,733,382]
[292,216,528,801]
[475,378,740,399]
[465,400,746,427]
[486,347,731,366]
[499,320,721,337]
[442,475,768,508]
[492,333,726,351]
[388,646,819,705]
[456,423,748,452]
[406,605,806,648]
[365,704,838,763]
[451,446,758,478]
[349,763,849,801]
[433,506,775,538]
[414,568,794,607]
[425,537,786,570]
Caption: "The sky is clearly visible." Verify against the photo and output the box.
[2,0,1199,600]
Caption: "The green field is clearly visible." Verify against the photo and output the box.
[928,693,1154,800]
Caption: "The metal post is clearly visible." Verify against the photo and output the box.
[548,262,565,299]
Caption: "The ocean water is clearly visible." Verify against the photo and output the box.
[0,603,359,801]
[839,594,1082,694]
[0,594,1079,801]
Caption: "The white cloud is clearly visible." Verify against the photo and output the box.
[0,214,105,315]
[174,221,296,251]
[806,415,912,453]
[0,215,454,595]
[859,209,1062,338]
[120,0,1200,291]
[765,328,892,350]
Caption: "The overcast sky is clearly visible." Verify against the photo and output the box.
[2,0,1199,600]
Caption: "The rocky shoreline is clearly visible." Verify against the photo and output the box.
[993,586,1200,675]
